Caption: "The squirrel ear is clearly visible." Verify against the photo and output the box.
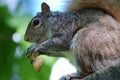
[41,2,50,14]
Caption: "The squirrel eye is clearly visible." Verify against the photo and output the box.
[33,19,40,26]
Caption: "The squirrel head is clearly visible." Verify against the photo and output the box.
[24,2,52,43]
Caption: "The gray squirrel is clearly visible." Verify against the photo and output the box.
[24,0,120,80]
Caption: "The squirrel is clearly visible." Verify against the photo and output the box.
[24,0,120,80]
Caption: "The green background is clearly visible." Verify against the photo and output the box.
[0,0,57,80]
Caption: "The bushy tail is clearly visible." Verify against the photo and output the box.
[67,0,120,22]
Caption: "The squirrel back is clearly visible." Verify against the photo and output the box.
[67,0,120,22]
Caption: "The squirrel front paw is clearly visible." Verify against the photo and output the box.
[26,44,44,72]
[26,44,47,63]
[26,44,41,63]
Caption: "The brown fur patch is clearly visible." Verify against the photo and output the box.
[71,15,120,74]
[67,0,120,22]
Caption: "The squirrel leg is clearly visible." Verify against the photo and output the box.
[26,32,72,57]
[70,28,96,79]
[71,18,120,78]
[26,35,69,59]
[59,28,95,80]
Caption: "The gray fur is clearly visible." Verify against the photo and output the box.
[24,7,120,78]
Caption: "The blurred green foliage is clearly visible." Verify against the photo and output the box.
[0,0,57,80]
[0,6,17,80]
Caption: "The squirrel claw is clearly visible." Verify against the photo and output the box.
[26,44,36,58]
[26,52,30,58]
[26,50,32,58]
[30,59,33,64]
